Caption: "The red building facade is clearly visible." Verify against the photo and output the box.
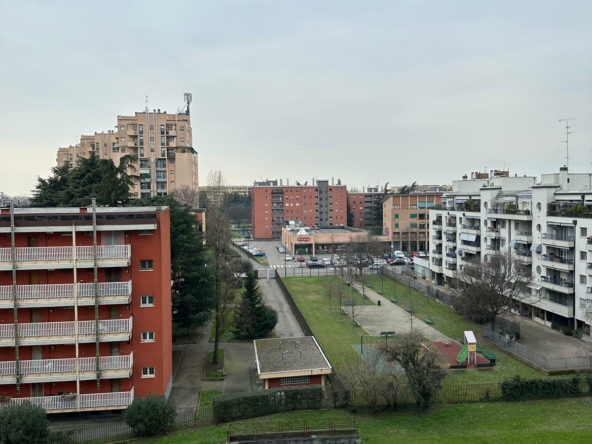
[252,180,348,239]
[0,205,172,413]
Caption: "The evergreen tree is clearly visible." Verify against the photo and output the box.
[0,402,50,444]
[232,273,278,339]
[346,196,355,227]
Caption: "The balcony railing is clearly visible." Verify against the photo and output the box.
[541,234,575,242]
[486,245,500,251]
[0,246,131,264]
[541,255,574,265]
[0,388,134,413]
[515,250,532,257]
[540,276,574,287]
[0,282,132,307]
[461,224,480,230]
[515,230,532,236]
[0,318,132,346]
[0,353,133,382]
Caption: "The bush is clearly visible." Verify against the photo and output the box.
[0,402,50,444]
[125,394,176,437]
[213,387,323,423]
[501,376,584,402]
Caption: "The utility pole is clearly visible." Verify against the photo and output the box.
[559,118,575,169]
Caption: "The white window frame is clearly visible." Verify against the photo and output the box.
[140,259,154,271]
[141,331,155,342]
[142,367,156,378]
[141,295,154,307]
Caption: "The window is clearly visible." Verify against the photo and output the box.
[139,229,154,235]
[410,223,418,228]
[142,367,156,378]
[501,239,506,248]
[141,295,154,306]
[581,251,587,261]
[580,275,587,285]
[394,223,399,229]
[180,138,185,142]
[280,376,310,385]
[140,159,150,168]
[121,137,125,142]
[581,227,588,237]
[161,136,165,146]
[141,331,155,342]
[180,126,185,131]
[170,170,175,174]
[150,125,154,130]
[499,220,506,229]
[120,126,124,130]
[150,136,154,141]
[395,214,399,219]
[139,124,143,134]
[410,214,417,218]
[140,259,154,270]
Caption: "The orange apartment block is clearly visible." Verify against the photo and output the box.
[383,193,443,253]
[348,190,383,229]
[0,204,172,413]
[252,180,348,239]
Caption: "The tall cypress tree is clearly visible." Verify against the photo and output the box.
[232,273,277,339]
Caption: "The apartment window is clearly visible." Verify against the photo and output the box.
[120,126,124,130]
[394,223,399,229]
[499,221,506,229]
[580,275,587,285]
[142,367,156,378]
[103,142,107,147]
[410,214,418,218]
[279,375,310,385]
[161,148,165,157]
[141,295,154,306]
[501,239,506,248]
[180,126,185,131]
[139,136,144,146]
[395,214,399,219]
[150,136,154,141]
[410,223,418,228]
[170,181,175,185]
[141,331,155,342]
[133,126,137,131]
[121,148,126,153]
[515,222,520,230]
[139,229,154,235]
[170,170,175,174]
[139,124,143,134]
[581,227,588,237]
[161,136,165,146]
[180,138,185,142]
[120,137,125,142]
[150,125,154,130]
[410,205,417,209]
[140,259,154,270]
[581,251,587,261]
[156,171,166,178]
[160,125,165,135]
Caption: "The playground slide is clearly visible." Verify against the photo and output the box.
[456,345,468,365]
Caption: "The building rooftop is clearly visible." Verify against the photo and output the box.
[254,337,332,375]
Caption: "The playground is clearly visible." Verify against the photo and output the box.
[434,332,496,369]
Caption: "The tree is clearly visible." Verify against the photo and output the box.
[125,394,176,437]
[454,252,532,330]
[398,181,418,195]
[134,197,216,334]
[228,204,251,228]
[232,273,278,339]
[0,402,50,444]
[31,153,137,207]
[384,332,447,410]
[372,182,391,234]
[346,196,355,227]
[170,185,199,207]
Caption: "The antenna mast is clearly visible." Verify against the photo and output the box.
[559,118,575,169]
[145,95,149,112]
[184,92,192,115]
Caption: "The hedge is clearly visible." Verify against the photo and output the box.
[212,386,323,423]
[501,376,591,402]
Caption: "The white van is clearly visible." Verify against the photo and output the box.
[393,250,406,259]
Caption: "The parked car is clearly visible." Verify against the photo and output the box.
[368,263,383,270]
[321,258,331,265]
[374,259,387,266]
[391,258,406,266]
[285,254,294,261]
[309,255,318,262]
[297,256,306,262]
[252,250,266,257]
[307,260,326,268]
[278,247,285,254]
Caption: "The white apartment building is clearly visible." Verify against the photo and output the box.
[429,166,592,335]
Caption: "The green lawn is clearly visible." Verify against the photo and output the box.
[287,275,545,383]
[198,390,222,409]
[254,256,269,266]
[283,277,374,371]
[203,350,225,380]
[139,397,592,443]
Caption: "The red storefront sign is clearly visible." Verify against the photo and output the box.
[297,237,310,242]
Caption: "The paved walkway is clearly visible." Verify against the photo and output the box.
[347,282,451,342]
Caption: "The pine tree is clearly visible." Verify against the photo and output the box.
[232,273,278,339]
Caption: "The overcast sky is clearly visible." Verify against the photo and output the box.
[1,0,591,195]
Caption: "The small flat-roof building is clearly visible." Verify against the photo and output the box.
[254,337,332,389]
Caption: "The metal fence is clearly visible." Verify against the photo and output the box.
[482,326,592,373]
[227,418,358,441]
[274,273,314,336]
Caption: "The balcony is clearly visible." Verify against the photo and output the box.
[0,353,133,385]
[484,227,500,238]
[433,221,443,231]
[432,236,442,245]
[431,262,443,273]
[587,263,592,275]
[460,242,480,253]
[539,276,574,294]
[460,224,481,235]
[167,149,176,158]
[588,239,592,251]
[0,246,131,271]
[445,253,457,263]
[486,208,532,220]
[444,265,457,278]
[0,388,134,413]
[527,296,574,318]
[515,230,533,243]
[514,250,533,264]
[445,224,457,232]
[0,282,132,309]
[541,255,574,272]
[431,250,442,258]
[166,129,177,136]
[168,141,177,148]
[0,317,132,347]
[541,233,575,249]
[486,245,500,251]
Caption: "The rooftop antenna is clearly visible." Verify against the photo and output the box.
[559,118,575,169]
[145,95,149,112]
[184,92,192,115]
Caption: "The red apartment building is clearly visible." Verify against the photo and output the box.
[252,180,348,239]
[0,205,172,413]
[348,189,383,229]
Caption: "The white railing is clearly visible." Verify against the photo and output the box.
[0,388,134,412]
[0,282,132,302]
[0,246,130,263]
[0,318,132,339]
[0,353,133,376]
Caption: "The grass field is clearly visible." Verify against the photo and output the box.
[286,276,545,383]
[139,397,592,443]
[198,390,222,409]
[203,350,225,380]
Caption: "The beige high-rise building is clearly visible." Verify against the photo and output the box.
[56,110,198,200]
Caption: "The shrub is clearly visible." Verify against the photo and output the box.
[0,402,50,444]
[501,376,584,402]
[125,394,176,437]
[213,387,323,423]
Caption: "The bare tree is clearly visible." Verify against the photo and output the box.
[340,353,400,411]
[383,332,447,410]
[345,267,366,331]
[228,204,250,228]
[170,185,199,207]
[454,251,533,331]
[205,171,232,364]
[323,277,337,310]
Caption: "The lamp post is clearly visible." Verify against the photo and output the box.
[284,248,287,277]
